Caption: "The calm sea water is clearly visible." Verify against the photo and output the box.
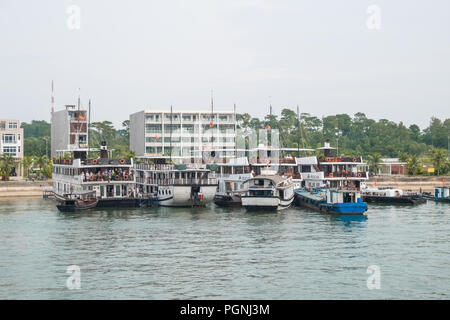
[0,198,449,299]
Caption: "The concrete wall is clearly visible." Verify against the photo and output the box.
[129,111,145,156]
[51,110,69,156]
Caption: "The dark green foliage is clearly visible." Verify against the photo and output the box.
[237,110,448,158]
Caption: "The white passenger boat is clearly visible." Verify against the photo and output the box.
[241,169,294,211]
[134,158,218,207]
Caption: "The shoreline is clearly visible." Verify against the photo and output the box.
[0,181,53,198]
[366,175,449,193]
[0,176,448,199]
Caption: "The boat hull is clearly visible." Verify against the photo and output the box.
[431,198,450,203]
[241,195,294,211]
[363,195,426,205]
[56,200,98,212]
[158,185,217,207]
[214,194,242,207]
[295,193,367,216]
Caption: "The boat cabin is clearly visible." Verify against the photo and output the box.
[326,189,364,204]
[435,186,450,199]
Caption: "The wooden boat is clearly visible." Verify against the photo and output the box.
[361,187,426,205]
[56,191,99,212]
[295,187,368,216]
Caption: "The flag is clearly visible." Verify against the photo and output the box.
[266,124,271,130]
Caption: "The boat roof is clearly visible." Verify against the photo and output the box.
[63,190,96,196]
[246,174,286,185]
[295,189,326,201]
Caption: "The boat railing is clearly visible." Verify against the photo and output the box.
[144,178,218,185]
[80,174,134,183]
[134,163,208,171]
[325,171,368,178]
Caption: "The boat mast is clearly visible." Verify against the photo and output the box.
[170,105,173,162]
[88,99,91,157]
[297,105,300,155]
[234,102,237,158]
[211,89,215,158]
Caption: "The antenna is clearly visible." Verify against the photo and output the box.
[297,105,300,154]
[234,103,237,158]
[210,89,215,158]
[88,99,91,156]
[77,88,81,110]
[170,105,173,162]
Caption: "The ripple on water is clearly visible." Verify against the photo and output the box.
[0,198,449,299]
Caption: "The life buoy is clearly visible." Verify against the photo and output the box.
[329,172,333,177]
[357,172,362,177]
[92,159,98,165]
[120,159,126,164]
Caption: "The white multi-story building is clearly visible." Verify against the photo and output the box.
[130,109,237,160]
[51,105,89,157]
[0,119,24,176]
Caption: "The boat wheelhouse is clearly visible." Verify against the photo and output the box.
[433,186,450,203]
[134,156,218,207]
[241,169,294,211]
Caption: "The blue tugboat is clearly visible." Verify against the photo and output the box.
[295,187,368,216]
[432,186,450,203]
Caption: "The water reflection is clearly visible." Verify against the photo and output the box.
[0,198,448,299]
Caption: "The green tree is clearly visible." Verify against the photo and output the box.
[21,156,34,178]
[368,153,382,175]
[429,147,448,175]
[0,154,16,181]
[406,154,421,175]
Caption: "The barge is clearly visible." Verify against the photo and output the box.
[295,187,368,216]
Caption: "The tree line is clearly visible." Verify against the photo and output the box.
[16,111,449,176]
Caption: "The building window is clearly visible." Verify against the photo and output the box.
[2,134,15,144]
[146,124,162,133]
[2,146,17,156]
[8,122,18,129]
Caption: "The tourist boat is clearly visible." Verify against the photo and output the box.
[295,187,368,215]
[52,142,138,207]
[241,169,294,211]
[214,173,253,207]
[134,157,218,207]
[361,187,426,205]
[431,186,450,203]
[56,191,98,212]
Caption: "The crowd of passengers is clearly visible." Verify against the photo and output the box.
[79,168,133,182]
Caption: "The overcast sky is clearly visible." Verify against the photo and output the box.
[1,0,449,129]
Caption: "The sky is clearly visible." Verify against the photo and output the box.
[0,0,449,129]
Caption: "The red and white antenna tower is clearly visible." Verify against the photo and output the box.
[51,80,54,114]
